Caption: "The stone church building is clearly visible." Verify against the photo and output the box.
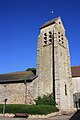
[0,17,80,112]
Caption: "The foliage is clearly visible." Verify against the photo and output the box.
[0,104,59,115]
[26,68,36,75]
[35,94,56,106]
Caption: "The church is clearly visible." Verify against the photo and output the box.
[0,17,80,112]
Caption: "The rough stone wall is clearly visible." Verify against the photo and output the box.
[36,25,55,97]
[72,77,80,94]
[54,18,73,111]
[0,82,34,104]
[36,17,74,111]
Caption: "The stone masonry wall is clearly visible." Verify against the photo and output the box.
[36,25,54,97]
[0,82,33,104]
[54,18,73,111]
[36,17,74,111]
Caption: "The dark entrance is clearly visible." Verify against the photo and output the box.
[73,93,80,109]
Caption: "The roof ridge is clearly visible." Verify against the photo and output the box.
[0,71,33,75]
[71,66,80,67]
[40,16,60,29]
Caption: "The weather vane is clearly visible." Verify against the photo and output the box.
[50,10,54,19]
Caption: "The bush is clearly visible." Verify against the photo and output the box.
[0,104,59,115]
[26,68,36,75]
[0,104,3,113]
[35,94,56,106]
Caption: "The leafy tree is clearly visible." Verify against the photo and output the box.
[26,68,36,75]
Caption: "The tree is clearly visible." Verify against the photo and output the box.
[26,68,36,75]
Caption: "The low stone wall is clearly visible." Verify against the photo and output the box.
[0,112,61,118]
[0,110,76,118]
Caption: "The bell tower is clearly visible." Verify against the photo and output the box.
[36,17,73,111]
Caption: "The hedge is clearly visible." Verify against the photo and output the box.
[0,104,59,115]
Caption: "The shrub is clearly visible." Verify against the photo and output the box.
[35,94,56,106]
[0,104,59,115]
[26,68,36,75]
[0,104,3,113]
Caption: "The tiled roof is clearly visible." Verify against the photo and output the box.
[71,66,80,77]
[0,65,80,84]
[0,71,37,84]
[40,17,59,29]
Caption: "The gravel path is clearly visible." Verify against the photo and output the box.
[0,114,73,120]
[0,118,26,120]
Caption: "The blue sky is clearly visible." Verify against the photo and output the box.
[0,0,80,74]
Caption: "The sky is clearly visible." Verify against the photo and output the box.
[0,0,80,74]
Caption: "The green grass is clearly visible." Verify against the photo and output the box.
[0,104,59,115]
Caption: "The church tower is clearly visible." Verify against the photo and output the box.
[35,17,73,111]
